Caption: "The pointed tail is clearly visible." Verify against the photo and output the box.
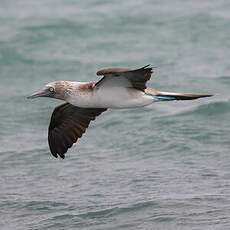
[145,88,214,101]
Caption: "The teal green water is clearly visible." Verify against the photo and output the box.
[1,0,230,229]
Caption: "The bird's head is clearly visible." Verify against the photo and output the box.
[27,81,69,100]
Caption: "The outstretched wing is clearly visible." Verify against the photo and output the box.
[96,65,153,91]
[48,103,107,159]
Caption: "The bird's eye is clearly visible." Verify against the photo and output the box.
[49,87,54,92]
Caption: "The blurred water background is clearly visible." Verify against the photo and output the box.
[0,0,230,229]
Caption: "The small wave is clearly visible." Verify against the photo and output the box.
[24,20,85,34]
[75,200,158,219]
[48,201,159,221]
[218,75,230,83]
[171,100,230,118]
[21,200,68,211]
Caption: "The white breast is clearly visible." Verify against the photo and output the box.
[77,88,153,109]
[65,82,154,109]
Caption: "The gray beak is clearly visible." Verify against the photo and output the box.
[27,89,49,99]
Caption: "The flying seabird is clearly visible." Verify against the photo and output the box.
[27,65,213,159]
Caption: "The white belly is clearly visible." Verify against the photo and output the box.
[97,87,154,108]
[67,87,155,108]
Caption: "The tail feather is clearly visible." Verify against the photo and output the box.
[145,88,214,101]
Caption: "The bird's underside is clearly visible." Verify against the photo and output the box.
[44,65,213,159]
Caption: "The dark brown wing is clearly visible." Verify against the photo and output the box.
[96,65,153,91]
[97,67,131,75]
[48,103,107,159]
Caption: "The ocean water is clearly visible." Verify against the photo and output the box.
[0,0,230,229]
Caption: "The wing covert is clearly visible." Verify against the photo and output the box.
[96,65,153,91]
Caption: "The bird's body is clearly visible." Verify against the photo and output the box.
[64,81,154,109]
[27,65,213,159]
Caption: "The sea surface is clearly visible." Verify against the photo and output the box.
[0,0,230,229]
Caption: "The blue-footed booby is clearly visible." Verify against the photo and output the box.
[27,65,213,159]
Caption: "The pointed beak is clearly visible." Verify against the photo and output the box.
[27,89,49,99]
